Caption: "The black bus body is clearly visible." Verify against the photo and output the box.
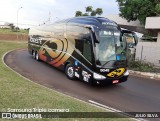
[28,16,137,85]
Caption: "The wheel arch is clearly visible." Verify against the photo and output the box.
[64,61,71,71]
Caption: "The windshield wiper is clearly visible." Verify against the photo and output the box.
[101,61,110,68]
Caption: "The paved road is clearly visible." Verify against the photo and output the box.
[4,49,160,120]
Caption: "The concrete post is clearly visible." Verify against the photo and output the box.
[157,32,160,43]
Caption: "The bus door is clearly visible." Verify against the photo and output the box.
[74,37,93,82]
[80,38,94,82]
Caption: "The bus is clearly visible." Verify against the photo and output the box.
[28,16,137,85]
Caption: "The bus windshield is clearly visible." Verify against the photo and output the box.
[95,29,127,67]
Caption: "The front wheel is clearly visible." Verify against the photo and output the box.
[65,64,75,80]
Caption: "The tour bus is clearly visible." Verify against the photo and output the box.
[28,16,138,85]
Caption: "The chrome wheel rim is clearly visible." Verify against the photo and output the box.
[67,67,74,78]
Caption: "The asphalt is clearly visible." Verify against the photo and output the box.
[4,49,160,120]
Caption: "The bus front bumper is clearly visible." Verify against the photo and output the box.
[93,70,129,84]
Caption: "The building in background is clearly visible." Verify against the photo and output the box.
[106,14,144,38]
[135,17,160,66]
[145,17,160,43]
[0,25,11,29]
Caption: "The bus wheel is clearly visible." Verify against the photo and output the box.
[65,64,75,80]
[35,51,39,61]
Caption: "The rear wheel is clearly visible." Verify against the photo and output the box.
[65,64,75,80]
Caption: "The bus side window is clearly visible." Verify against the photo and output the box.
[75,39,84,54]
[67,24,92,62]
[83,39,92,62]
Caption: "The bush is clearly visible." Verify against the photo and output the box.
[128,60,155,72]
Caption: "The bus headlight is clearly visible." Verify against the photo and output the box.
[124,70,129,76]
[93,73,106,80]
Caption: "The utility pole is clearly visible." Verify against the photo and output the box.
[17,7,23,40]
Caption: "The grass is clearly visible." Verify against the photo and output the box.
[0,28,28,35]
[128,60,160,73]
[0,41,130,121]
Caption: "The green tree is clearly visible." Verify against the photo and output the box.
[8,23,15,31]
[116,0,160,25]
[75,11,82,17]
[86,6,93,14]
[96,8,103,16]
[82,13,89,16]
[155,4,160,13]
[91,10,97,16]
[75,6,103,17]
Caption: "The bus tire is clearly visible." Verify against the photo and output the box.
[65,64,75,80]
[35,51,39,61]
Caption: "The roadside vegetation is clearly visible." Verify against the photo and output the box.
[0,41,130,121]
[128,60,160,73]
[0,28,29,35]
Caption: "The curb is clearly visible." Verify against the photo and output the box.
[128,70,160,79]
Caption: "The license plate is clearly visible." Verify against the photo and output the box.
[112,80,119,84]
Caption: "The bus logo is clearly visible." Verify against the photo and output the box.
[107,68,125,78]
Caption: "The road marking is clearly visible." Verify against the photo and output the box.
[2,49,147,121]
[88,100,148,121]
[88,100,121,112]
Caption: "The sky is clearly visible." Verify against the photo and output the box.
[0,0,119,28]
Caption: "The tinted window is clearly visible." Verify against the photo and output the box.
[67,24,92,62]
[83,39,92,62]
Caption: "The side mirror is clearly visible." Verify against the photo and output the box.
[121,30,138,46]
[133,33,138,46]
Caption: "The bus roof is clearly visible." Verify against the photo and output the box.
[56,16,118,27]
[30,16,118,34]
